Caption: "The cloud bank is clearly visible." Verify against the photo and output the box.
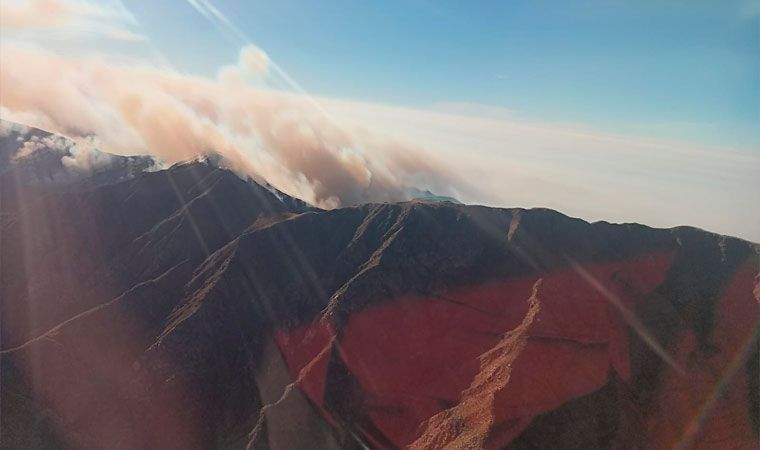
[329,97,760,240]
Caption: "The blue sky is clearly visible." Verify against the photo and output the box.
[125,0,759,149]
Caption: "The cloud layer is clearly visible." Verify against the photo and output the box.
[319,97,760,241]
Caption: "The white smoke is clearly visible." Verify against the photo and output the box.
[0,43,467,207]
[13,134,70,159]
[0,0,144,41]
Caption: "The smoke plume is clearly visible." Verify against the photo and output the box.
[0,43,466,207]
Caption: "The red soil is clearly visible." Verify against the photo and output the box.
[275,252,678,448]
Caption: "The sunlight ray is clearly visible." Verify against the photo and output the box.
[564,255,685,375]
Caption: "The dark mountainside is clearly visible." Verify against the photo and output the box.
[0,124,156,189]
[1,123,758,450]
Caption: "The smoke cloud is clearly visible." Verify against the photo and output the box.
[2,11,756,240]
[238,45,270,77]
[13,134,70,159]
[0,43,467,207]
[0,0,144,41]
[0,0,69,29]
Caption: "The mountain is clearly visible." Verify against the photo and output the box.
[409,188,462,204]
[1,123,758,450]
[0,123,156,189]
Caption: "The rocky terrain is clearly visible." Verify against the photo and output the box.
[1,123,758,449]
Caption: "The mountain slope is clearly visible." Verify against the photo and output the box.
[1,124,758,450]
[144,202,758,450]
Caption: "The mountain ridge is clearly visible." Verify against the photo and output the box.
[1,122,758,450]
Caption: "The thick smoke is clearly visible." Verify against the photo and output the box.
[0,43,466,207]
[13,134,70,159]
[6,131,120,176]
